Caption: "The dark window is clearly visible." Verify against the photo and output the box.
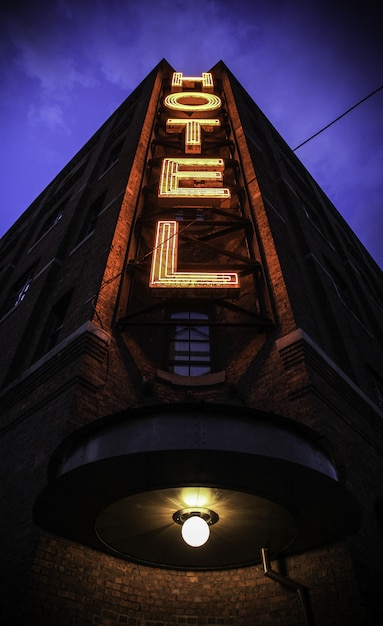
[175,208,205,222]
[36,203,65,241]
[13,276,33,307]
[1,266,36,317]
[169,310,211,376]
[34,290,73,359]
[303,204,323,233]
[78,192,106,241]
[369,369,383,411]
[375,494,383,535]
[55,160,87,197]
[374,382,383,410]
[103,140,124,172]
[326,260,355,311]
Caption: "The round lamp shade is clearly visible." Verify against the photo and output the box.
[33,403,362,570]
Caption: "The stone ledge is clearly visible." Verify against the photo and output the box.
[156,369,225,387]
[276,327,383,423]
[0,321,111,421]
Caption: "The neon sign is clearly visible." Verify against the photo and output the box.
[150,220,239,288]
[166,118,220,154]
[149,72,239,290]
[171,72,214,92]
[158,158,230,206]
[164,92,221,113]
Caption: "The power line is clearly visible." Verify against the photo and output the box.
[292,84,383,151]
[101,82,383,275]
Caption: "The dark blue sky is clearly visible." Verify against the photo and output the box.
[1,0,382,268]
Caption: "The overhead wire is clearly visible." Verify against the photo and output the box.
[292,84,383,151]
[98,82,383,288]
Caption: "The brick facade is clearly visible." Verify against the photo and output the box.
[1,60,382,625]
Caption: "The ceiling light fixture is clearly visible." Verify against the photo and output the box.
[34,403,362,570]
[173,507,219,547]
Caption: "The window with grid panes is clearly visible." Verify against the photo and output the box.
[169,310,211,376]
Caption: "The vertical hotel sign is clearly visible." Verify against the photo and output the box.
[149,72,239,290]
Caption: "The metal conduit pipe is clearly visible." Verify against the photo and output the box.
[261,548,315,626]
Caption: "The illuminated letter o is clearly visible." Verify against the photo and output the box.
[164,92,221,112]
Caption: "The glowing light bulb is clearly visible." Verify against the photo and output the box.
[181,516,210,547]
[181,487,211,508]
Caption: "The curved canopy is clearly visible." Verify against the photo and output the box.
[34,403,361,570]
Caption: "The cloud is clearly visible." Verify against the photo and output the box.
[13,39,96,97]
[0,0,381,267]
[28,101,68,131]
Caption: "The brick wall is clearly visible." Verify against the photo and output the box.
[22,533,365,626]
[1,61,382,626]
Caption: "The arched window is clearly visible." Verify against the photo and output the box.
[169,310,211,376]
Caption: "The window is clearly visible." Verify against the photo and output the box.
[375,382,383,411]
[78,192,106,241]
[13,275,33,307]
[36,203,65,241]
[175,208,206,222]
[102,140,124,173]
[375,494,383,534]
[169,310,211,376]
[1,266,36,317]
[34,290,73,359]
[326,260,355,310]
[369,368,383,411]
[55,159,87,197]
[303,204,323,233]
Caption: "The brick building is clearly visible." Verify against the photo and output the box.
[1,59,383,625]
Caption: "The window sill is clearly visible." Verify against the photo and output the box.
[156,369,225,387]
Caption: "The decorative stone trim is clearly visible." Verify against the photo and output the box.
[276,327,383,425]
[0,321,111,427]
[156,369,225,387]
